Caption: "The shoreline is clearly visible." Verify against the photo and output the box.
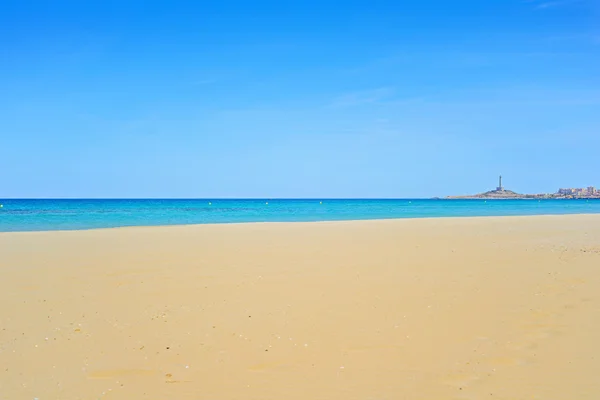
[2,212,600,234]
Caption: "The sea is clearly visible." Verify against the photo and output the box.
[1,198,600,232]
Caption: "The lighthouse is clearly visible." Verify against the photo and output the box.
[496,175,504,191]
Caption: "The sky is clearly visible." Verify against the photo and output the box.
[0,0,598,198]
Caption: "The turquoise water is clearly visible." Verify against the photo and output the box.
[0,199,599,232]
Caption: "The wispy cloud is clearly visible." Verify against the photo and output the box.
[530,0,583,9]
[536,1,565,9]
[329,87,395,108]
[420,86,600,107]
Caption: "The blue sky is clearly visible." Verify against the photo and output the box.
[1,0,598,198]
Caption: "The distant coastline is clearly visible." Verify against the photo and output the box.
[446,193,600,200]
[445,176,600,200]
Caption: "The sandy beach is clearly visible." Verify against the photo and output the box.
[1,215,599,399]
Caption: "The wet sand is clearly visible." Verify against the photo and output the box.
[1,215,599,399]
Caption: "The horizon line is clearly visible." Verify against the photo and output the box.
[1,197,440,200]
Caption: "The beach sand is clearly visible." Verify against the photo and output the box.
[1,215,599,399]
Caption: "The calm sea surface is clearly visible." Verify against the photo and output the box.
[1,199,599,232]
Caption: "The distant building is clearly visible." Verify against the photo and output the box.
[558,188,576,195]
[559,187,597,197]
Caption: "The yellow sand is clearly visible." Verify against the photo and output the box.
[1,215,599,399]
